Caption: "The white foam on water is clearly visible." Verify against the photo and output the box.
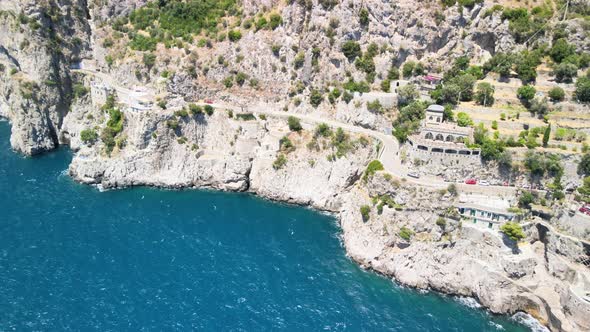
[455,296,482,309]
[489,321,505,330]
[511,312,549,332]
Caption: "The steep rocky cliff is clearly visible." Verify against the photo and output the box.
[0,0,91,155]
[2,1,590,331]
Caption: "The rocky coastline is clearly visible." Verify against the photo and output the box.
[2,0,590,330]
[19,99,590,330]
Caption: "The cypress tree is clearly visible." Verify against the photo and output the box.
[543,124,551,147]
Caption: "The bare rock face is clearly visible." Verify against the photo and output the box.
[339,174,590,331]
[68,106,374,209]
[0,0,91,155]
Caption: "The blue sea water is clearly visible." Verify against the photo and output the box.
[0,121,531,331]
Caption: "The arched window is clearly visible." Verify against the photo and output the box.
[425,132,434,140]
[435,134,444,141]
[446,135,453,142]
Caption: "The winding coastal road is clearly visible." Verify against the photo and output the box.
[195,101,517,196]
[75,68,517,197]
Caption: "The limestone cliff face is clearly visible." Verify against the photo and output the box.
[0,0,91,155]
[340,173,590,332]
[67,101,374,211]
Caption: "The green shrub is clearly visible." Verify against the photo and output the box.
[255,17,268,30]
[130,34,157,51]
[269,13,282,29]
[204,105,214,115]
[436,217,447,228]
[381,79,391,92]
[548,87,565,101]
[314,123,332,137]
[500,222,525,242]
[360,205,371,222]
[341,40,361,61]
[273,154,287,170]
[174,108,189,117]
[227,29,242,42]
[294,52,305,69]
[271,44,281,56]
[402,61,415,78]
[80,129,98,144]
[447,183,458,196]
[550,38,575,63]
[517,85,536,101]
[235,72,247,86]
[189,103,202,114]
[223,76,234,88]
[553,62,578,83]
[456,112,473,127]
[288,116,302,132]
[309,89,323,107]
[366,100,383,113]
[363,160,384,181]
[575,76,590,103]
[142,52,157,69]
[166,119,179,129]
[236,113,256,121]
[398,227,413,241]
[359,8,369,26]
[73,83,89,99]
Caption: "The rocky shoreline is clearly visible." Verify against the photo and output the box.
[3,107,590,330]
[57,102,590,331]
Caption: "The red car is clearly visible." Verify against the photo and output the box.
[204,99,214,104]
[579,205,590,216]
[465,179,477,185]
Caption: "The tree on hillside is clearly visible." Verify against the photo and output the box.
[578,153,590,176]
[397,84,419,106]
[554,62,578,83]
[517,85,536,105]
[548,87,565,102]
[529,98,550,117]
[475,82,495,106]
[456,112,473,127]
[550,39,575,63]
[543,124,551,147]
[576,76,590,103]
[341,41,361,61]
[500,222,525,242]
[288,116,302,132]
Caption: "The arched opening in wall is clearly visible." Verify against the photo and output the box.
[459,150,471,155]
[432,148,444,153]
[435,134,444,141]
[445,149,457,154]
[446,135,454,142]
[429,116,433,121]
[425,132,434,140]
[455,136,464,143]
[437,117,441,123]
[417,145,428,151]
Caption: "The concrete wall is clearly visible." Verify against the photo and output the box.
[408,143,482,167]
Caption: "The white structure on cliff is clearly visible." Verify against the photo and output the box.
[407,104,481,165]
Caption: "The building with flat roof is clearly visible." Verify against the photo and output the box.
[457,203,521,230]
[406,104,481,165]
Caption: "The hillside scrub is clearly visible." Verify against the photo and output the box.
[392,101,427,142]
[363,160,384,181]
